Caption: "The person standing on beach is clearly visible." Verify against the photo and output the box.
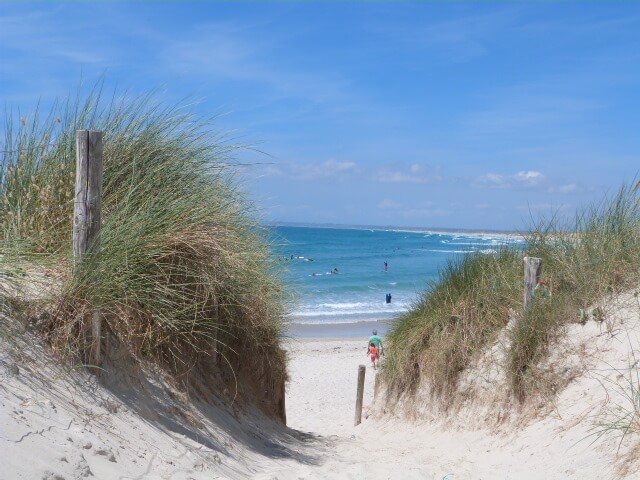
[368,329,383,365]
[367,342,379,369]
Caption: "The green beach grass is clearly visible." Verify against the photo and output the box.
[384,183,640,406]
[0,88,287,418]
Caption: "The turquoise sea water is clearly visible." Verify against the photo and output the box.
[271,226,523,332]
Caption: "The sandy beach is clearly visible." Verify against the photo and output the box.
[284,338,378,436]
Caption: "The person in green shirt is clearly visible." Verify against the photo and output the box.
[368,329,384,366]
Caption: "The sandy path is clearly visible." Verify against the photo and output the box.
[284,338,377,436]
[283,338,441,478]
[281,332,639,480]
[2,327,637,479]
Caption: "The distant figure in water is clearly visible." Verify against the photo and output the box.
[368,329,384,367]
[384,260,388,271]
[385,293,392,304]
[332,267,339,274]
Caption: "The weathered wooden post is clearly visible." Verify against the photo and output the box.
[278,379,287,425]
[523,256,542,311]
[354,364,366,426]
[74,130,104,367]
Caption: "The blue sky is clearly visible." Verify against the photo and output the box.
[2,2,640,230]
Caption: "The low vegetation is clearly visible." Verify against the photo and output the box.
[0,88,287,418]
[384,183,640,406]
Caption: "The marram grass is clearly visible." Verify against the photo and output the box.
[0,89,287,414]
[383,248,522,400]
[384,184,640,406]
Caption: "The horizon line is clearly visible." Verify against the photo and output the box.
[263,220,522,235]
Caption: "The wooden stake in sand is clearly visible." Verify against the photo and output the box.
[524,256,542,311]
[74,130,104,368]
[354,364,366,426]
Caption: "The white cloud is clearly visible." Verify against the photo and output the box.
[515,171,544,183]
[374,164,441,184]
[473,170,545,189]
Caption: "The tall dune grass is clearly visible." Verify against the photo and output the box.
[0,89,287,416]
[384,248,522,400]
[384,184,640,406]
[509,184,640,398]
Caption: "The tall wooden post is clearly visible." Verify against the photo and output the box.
[524,257,542,311]
[74,130,104,367]
[354,364,366,426]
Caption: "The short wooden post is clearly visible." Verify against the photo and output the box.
[354,364,366,426]
[524,257,542,311]
[279,379,287,425]
[74,130,104,367]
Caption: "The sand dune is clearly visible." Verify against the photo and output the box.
[2,298,640,479]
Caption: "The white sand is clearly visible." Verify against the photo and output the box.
[284,338,378,436]
[2,306,640,479]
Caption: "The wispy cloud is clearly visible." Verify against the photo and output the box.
[473,170,545,189]
[378,199,402,210]
[370,7,521,64]
[374,164,441,184]
[462,93,600,138]
[263,159,357,180]
[162,23,351,104]
[0,9,112,66]
[549,183,578,194]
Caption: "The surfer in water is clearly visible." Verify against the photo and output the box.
[384,260,388,271]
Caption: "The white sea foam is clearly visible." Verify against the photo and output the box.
[427,249,474,253]
[292,299,408,320]
[317,302,370,309]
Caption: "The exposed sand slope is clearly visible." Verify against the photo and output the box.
[0,328,328,480]
[2,294,640,479]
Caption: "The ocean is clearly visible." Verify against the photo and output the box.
[271,226,523,337]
